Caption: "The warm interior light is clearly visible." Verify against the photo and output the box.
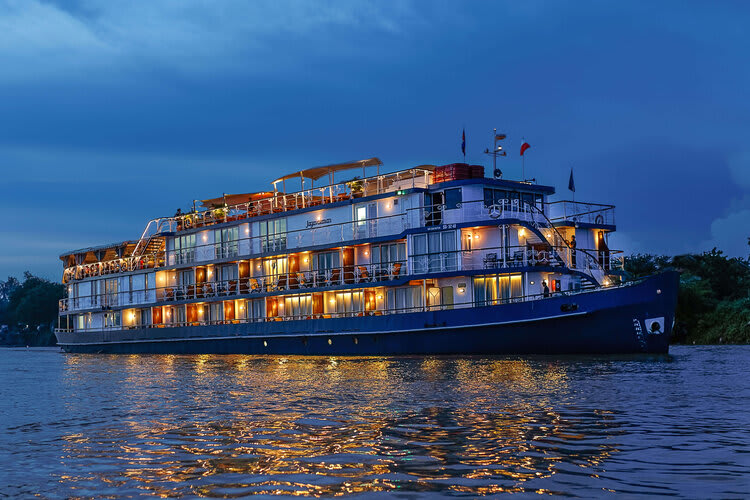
[364,250,369,256]
[519,229,526,237]
[303,257,309,263]
[474,234,479,240]
[377,294,383,300]
[329,298,335,304]
[245,227,250,234]
[202,234,208,242]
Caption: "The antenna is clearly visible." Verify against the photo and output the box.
[484,128,507,179]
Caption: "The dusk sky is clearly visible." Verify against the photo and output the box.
[1,0,749,280]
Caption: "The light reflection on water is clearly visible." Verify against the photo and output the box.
[1,347,749,497]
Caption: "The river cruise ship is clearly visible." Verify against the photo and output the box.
[55,157,678,354]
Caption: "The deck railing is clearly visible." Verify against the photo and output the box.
[58,244,622,313]
[55,278,637,334]
[547,200,616,226]
[62,198,557,283]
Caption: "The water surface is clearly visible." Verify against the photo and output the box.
[1,346,748,498]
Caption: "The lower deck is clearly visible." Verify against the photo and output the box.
[56,272,679,355]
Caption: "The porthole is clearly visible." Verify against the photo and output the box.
[263,340,268,347]
[328,338,332,345]
[353,337,358,345]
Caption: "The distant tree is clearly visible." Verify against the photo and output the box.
[7,272,65,329]
[672,249,750,302]
[623,253,672,278]
[0,276,21,325]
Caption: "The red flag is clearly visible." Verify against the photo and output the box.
[520,142,531,156]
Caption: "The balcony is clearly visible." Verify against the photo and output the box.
[59,243,622,313]
[547,200,615,226]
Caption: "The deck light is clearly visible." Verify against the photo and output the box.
[377,294,383,300]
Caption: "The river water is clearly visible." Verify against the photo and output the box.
[1,346,748,498]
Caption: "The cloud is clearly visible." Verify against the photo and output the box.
[728,151,750,190]
[0,0,429,83]
[700,209,750,258]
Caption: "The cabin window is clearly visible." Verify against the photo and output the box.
[179,269,194,286]
[372,242,406,267]
[411,230,457,273]
[214,226,239,258]
[210,302,224,323]
[219,264,238,282]
[76,313,92,331]
[386,286,423,313]
[104,278,118,307]
[283,294,313,318]
[104,311,120,328]
[260,218,287,252]
[424,192,444,226]
[521,193,534,207]
[484,188,509,207]
[444,188,462,210]
[473,274,523,305]
[261,256,287,281]
[175,234,196,264]
[356,206,367,227]
[176,305,186,325]
[330,291,363,316]
[138,308,151,327]
[314,251,340,271]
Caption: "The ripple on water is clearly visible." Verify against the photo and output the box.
[0,346,749,497]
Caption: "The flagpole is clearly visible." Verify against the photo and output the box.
[493,128,497,174]
[522,136,525,181]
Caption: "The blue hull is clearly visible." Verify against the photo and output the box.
[56,272,679,355]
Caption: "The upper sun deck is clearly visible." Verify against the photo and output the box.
[58,158,600,283]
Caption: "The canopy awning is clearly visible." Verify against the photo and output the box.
[200,192,275,208]
[271,157,383,185]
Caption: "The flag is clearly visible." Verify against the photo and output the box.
[520,141,531,156]
[461,128,466,157]
[568,168,575,193]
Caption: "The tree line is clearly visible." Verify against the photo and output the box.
[624,249,750,344]
[1,249,748,347]
[0,272,64,346]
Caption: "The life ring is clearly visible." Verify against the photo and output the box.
[183,217,193,229]
[595,214,604,225]
[489,204,502,219]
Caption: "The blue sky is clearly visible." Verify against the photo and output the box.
[1,0,749,280]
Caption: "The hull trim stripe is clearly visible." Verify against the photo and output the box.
[58,311,589,347]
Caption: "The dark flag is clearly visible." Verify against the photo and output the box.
[568,168,576,193]
[461,128,466,157]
